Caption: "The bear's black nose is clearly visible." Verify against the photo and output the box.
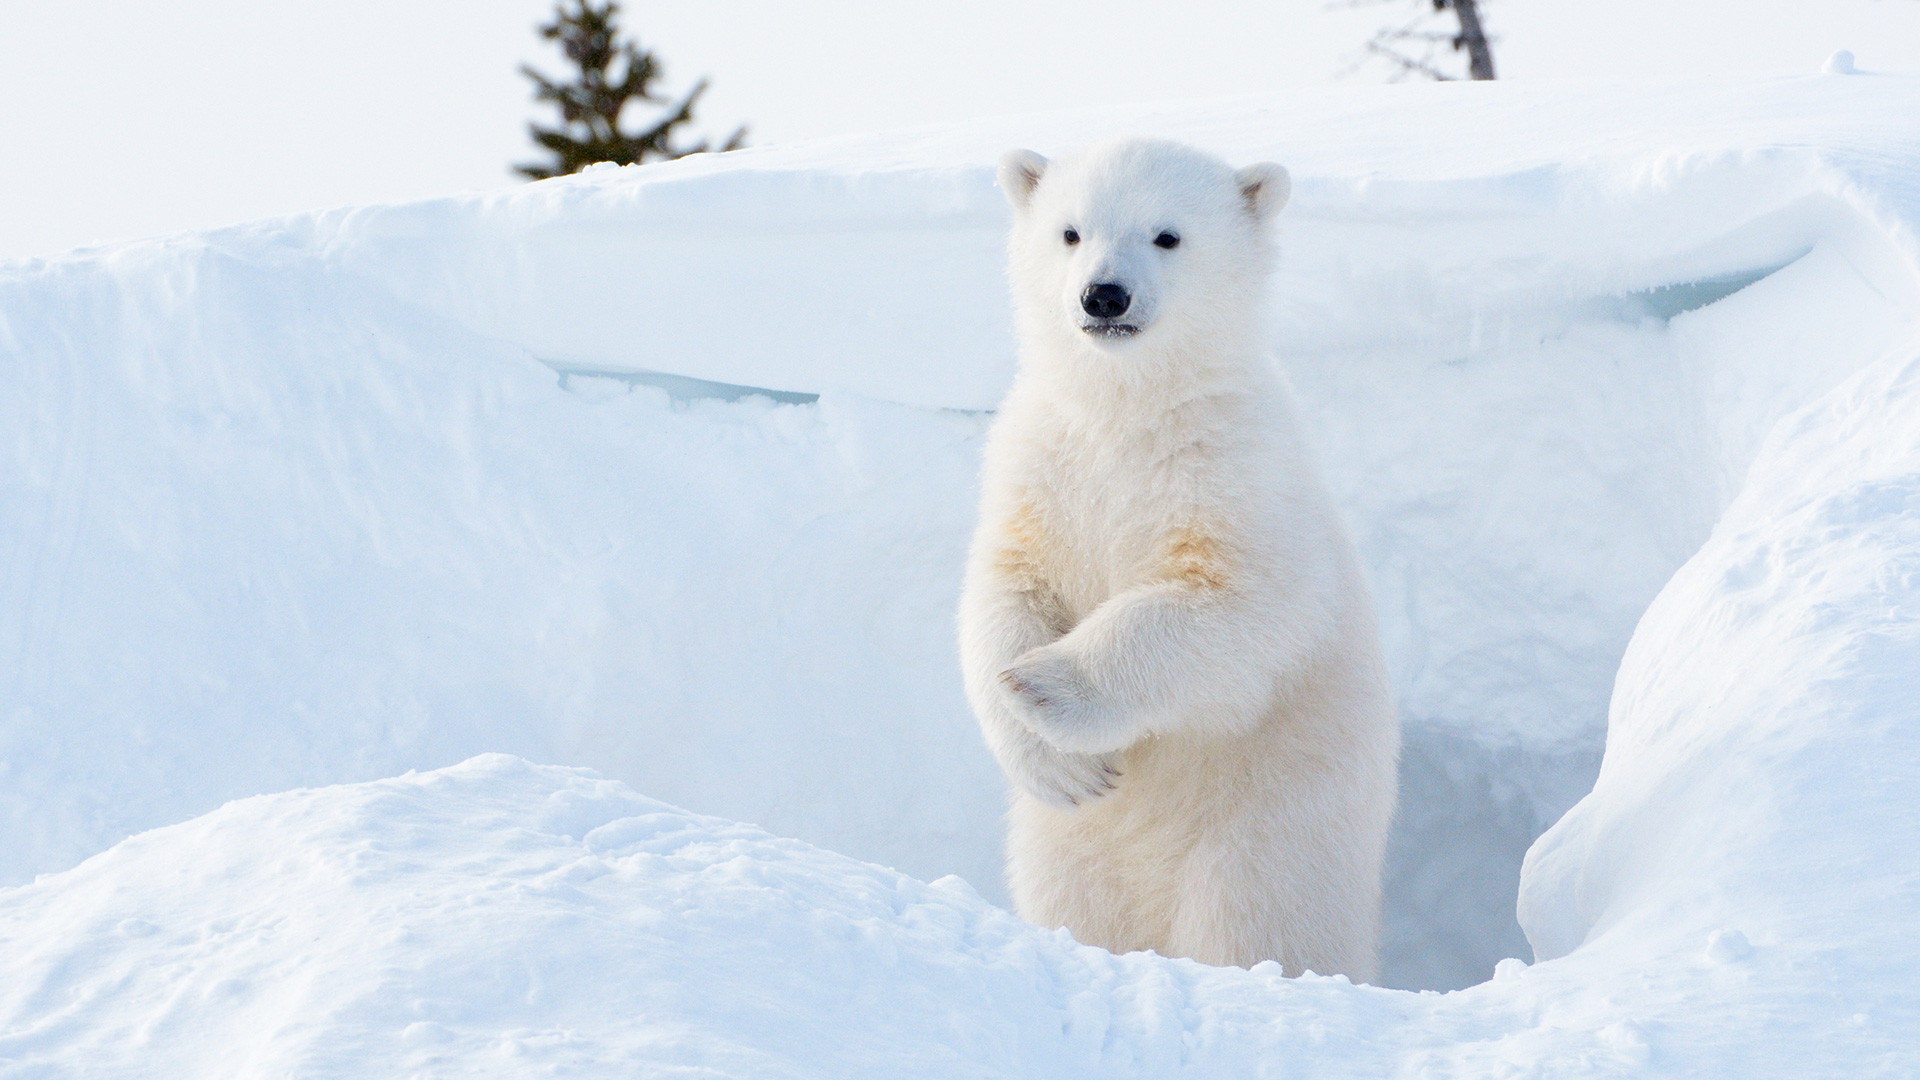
[1080,282,1131,319]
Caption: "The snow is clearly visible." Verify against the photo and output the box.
[3,71,1920,1074]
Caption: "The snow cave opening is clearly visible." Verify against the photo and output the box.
[1305,204,1914,991]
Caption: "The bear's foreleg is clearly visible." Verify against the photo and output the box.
[959,577,1124,807]
[1001,578,1328,754]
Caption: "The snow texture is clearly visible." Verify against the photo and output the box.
[3,72,1919,1074]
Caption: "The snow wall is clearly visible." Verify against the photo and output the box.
[3,67,1918,1032]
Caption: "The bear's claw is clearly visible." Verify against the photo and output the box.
[998,723,1123,808]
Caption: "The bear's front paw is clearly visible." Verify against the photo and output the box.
[1000,646,1135,754]
[1003,728,1123,809]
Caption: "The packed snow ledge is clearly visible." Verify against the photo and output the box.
[3,72,1919,1076]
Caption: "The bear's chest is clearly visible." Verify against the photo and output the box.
[1019,432,1220,618]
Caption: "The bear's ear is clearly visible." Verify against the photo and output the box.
[1234,162,1291,222]
[999,150,1049,211]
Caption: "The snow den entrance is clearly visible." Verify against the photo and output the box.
[1280,191,1916,988]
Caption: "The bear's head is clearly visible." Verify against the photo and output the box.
[998,139,1288,363]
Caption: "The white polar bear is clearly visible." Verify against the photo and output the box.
[958,139,1400,981]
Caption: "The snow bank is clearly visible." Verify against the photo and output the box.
[5,726,1915,1076]
[3,68,1919,1033]
[0,757,1421,1077]
[7,757,1099,1078]
[1521,345,1920,970]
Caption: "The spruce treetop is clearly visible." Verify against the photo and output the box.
[516,0,744,181]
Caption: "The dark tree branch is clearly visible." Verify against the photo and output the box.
[1342,0,1497,82]
[1448,0,1496,80]
[1365,37,1458,82]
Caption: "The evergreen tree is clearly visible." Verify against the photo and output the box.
[516,0,745,180]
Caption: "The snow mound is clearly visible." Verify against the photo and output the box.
[1521,346,1920,973]
[7,695,1918,1078]
[0,756,1396,1077]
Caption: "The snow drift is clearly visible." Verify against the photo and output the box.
[3,70,1919,1074]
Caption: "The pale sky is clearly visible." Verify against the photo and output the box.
[4,0,1919,262]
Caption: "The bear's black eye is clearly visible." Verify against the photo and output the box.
[1063,228,1080,246]
[1154,231,1180,249]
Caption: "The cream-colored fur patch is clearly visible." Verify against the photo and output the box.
[1163,526,1230,591]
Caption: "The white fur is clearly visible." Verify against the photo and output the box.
[959,139,1399,980]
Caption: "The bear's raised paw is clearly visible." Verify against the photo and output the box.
[1000,647,1134,755]
[995,716,1122,809]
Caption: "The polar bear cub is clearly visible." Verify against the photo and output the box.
[958,139,1399,981]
